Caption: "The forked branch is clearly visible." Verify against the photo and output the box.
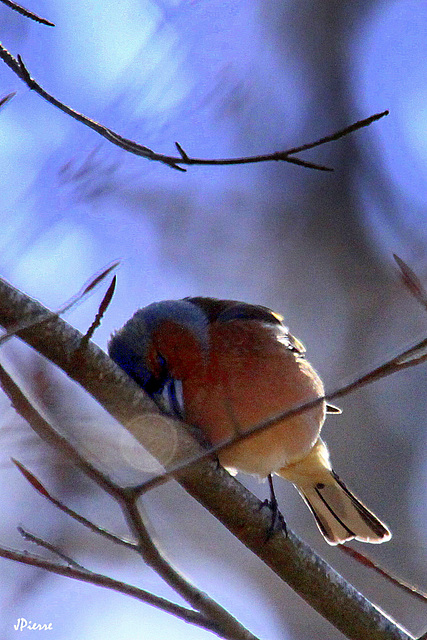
[0,363,255,640]
[0,42,388,172]
[0,545,218,631]
[0,275,414,640]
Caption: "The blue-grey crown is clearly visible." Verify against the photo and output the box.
[108,299,209,393]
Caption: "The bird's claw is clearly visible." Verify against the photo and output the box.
[259,497,287,541]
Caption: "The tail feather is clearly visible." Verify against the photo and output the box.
[299,472,391,545]
[278,439,391,545]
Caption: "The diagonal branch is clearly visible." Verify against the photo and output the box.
[0,261,119,346]
[12,459,136,550]
[0,0,54,26]
[135,327,427,494]
[0,276,413,640]
[394,254,427,312]
[282,110,389,155]
[79,275,116,346]
[0,546,217,631]
[18,526,91,572]
[0,363,121,496]
[0,363,256,640]
[339,544,427,604]
[0,91,16,109]
[0,43,387,173]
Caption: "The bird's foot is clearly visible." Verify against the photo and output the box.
[259,497,287,541]
[259,475,287,541]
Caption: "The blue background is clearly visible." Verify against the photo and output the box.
[0,1,427,638]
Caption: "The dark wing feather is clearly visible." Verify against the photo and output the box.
[185,297,282,327]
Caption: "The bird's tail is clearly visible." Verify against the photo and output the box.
[277,439,391,545]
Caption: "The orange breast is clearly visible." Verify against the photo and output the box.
[182,320,326,477]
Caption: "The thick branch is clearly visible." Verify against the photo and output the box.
[0,276,413,640]
[1,365,254,640]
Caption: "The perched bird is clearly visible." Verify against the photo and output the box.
[108,297,391,545]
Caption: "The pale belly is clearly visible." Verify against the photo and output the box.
[217,401,325,477]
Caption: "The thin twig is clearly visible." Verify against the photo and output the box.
[72,262,119,303]
[0,43,388,172]
[0,546,216,631]
[283,110,389,155]
[0,91,16,109]
[394,254,427,312]
[12,459,136,549]
[0,0,54,26]
[0,276,413,640]
[133,332,427,494]
[0,363,121,497]
[122,492,260,639]
[0,261,119,345]
[339,544,427,604]
[0,363,258,640]
[18,526,90,572]
[79,275,116,346]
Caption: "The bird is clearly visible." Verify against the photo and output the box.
[108,297,391,545]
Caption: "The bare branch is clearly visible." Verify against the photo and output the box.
[175,141,189,160]
[0,546,216,631]
[0,0,54,26]
[0,261,119,345]
[0,276,413,640]
[0,91,16,109]
[1,363,258,640]
[0,43,388,173]
[0,363,121,497]
[12,459,136,549]
[18,526,90,572]
[283,110,389,155]
[339,544,427,604]
[394,254,427,312]
[79,275,116,347]
[78,263,119,300]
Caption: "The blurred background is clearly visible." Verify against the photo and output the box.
[0,0,426,638]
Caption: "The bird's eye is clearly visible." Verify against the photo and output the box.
[143,348,169,395]
[157,353,167,373]
[147,343,167,378]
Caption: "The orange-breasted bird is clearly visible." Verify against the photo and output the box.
[108,297,391,545]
